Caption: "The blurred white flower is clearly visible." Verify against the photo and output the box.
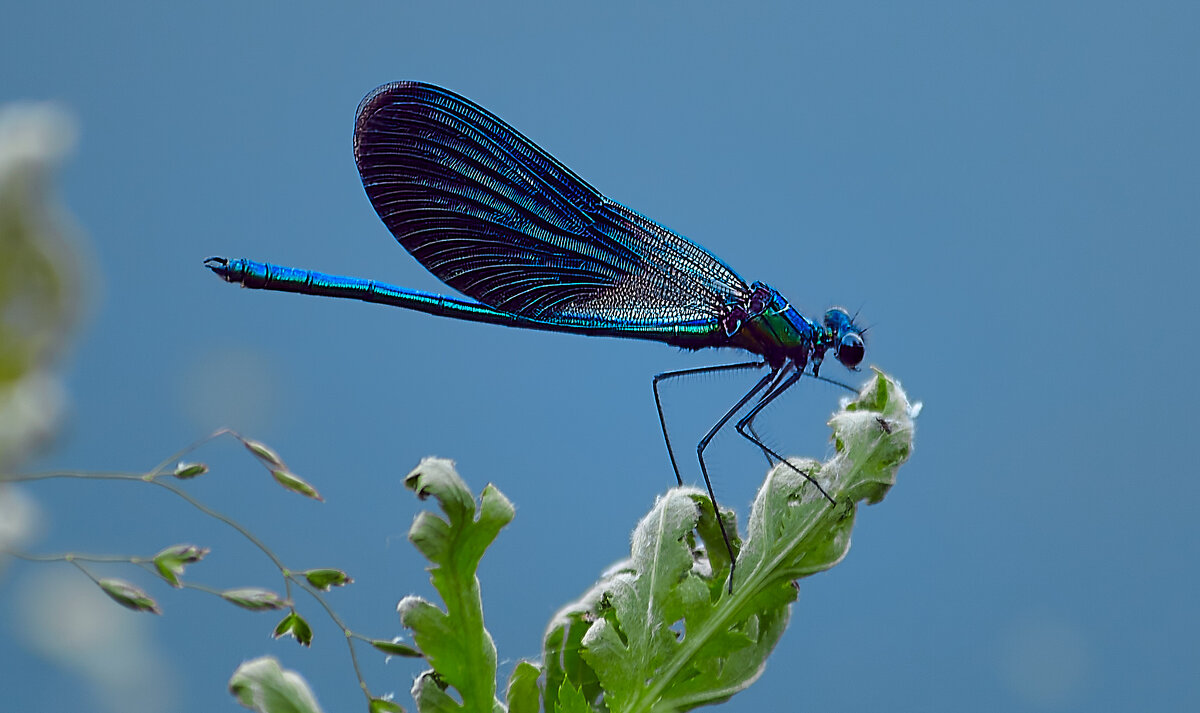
[0,484,40,557]
[13,569,176,713]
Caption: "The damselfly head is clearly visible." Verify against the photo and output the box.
[823,307,865,369]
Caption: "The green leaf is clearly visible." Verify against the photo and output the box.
[411,671,460,713]
[229,656,323,713]
[369,698,406,713]
[551,681,594,713]
[301,568,352,590]
[221,587,289,611]
[172,460,208,479]
[401,457,514,713]
[271,468,323,502]
[544,370,917,713]
[242,438,285,468]
[504,661,541,713]
[97,577,161,614]
[152,543,209,587]
[273,612,313,647]
[543,593,604,710]
[371,639,423,658]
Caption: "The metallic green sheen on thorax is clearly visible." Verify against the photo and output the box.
[726,282,818,368]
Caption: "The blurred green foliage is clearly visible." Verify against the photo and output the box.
[0,103,85,467]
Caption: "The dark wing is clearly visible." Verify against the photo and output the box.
[353,82,750,328]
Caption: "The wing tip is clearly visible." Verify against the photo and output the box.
[355,81,461,128]
[355,81,416,134]
[355,81,471,168]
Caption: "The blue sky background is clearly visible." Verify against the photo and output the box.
[3,2,1198,712]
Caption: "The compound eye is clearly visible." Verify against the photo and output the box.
[836,333,864,368]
